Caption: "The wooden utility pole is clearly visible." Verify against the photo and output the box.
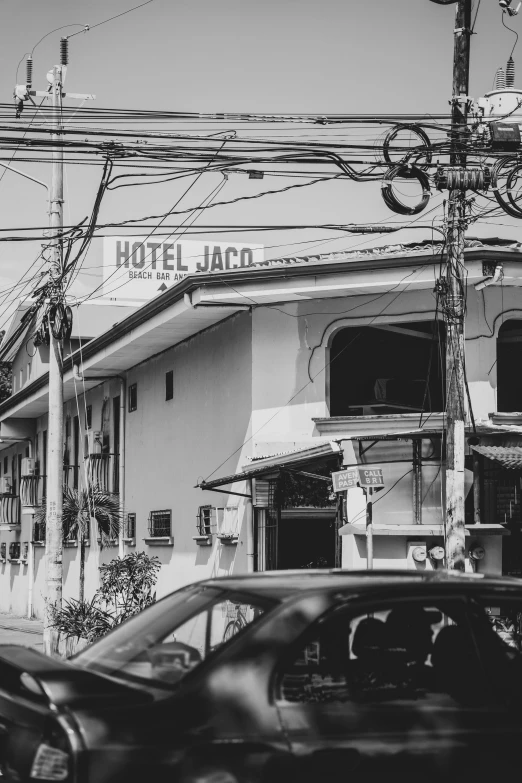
[445,0,472,571]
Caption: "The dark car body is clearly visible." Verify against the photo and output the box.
[2,570,522,783]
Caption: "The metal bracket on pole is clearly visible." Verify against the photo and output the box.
[29,90,96,100]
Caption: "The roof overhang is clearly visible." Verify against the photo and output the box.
[4,245,522,422]
[472,445,522,469]
[197,441,342,490]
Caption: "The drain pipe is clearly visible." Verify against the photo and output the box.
[118,378,126,559]
[246,479,254,573]
[475,263,503,291]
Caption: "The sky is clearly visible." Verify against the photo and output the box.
[0,0,521,327]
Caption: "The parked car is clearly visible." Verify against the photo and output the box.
[2,570,522,783]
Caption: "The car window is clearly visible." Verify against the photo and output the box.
[467,596,522,705]
[75,587,273,691]
[276,599,485,707]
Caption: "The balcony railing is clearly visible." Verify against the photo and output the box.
[0,495,20,526]
[20,466,83,507]
[18,458,118,510]
[20,476,42,507]
[86,454,119,494]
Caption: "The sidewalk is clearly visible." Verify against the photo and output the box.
[0,613,44,650]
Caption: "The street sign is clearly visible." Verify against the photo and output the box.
[358,468,385,488]
[331,468,359,492]
[102,237,264,301]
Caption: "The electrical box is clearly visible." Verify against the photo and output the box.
[21,457,36,477]
[0,477,13,495]
[490,122,521,150]
[407,541,428,569]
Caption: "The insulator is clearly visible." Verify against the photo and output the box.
[60,37,68,66]
[435,166,491,192]
[507,56,516,87]
[495,66,506,90]
[26,56,33,88]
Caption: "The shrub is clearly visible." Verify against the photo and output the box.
[51,552,161,643]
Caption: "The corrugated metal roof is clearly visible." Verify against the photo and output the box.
[197,441,341,490]
[472,445,522,469]
[254,238,522,270]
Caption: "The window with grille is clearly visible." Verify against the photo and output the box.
[128,383,137,412]
[126,513,136,539]
[197,505,213,536]
[0,543,6,560]
[165,370,174,401]
[33,520,45,543]
[148,509,171,537]
[9,542,20,560]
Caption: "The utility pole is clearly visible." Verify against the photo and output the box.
[44,58,65,656]
[22,41,95,654]
[444,0,472,571]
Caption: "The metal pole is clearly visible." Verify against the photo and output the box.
[366,487,373,570]
[445,0,471,572]
[118,378,126,559]
[43,64,64,656]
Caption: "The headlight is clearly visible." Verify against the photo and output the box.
[30,744,69,781]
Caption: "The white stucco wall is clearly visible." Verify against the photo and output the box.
[123,310,253,599]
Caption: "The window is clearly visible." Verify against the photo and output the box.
[85,405,92,430]
[128,383,137,412]
[73,585,275,691]
[148,509,171,538]
[165,370,173,401]
[276,599,483,707]
[0,543,5,561]
[9,542,21,561]
[329,320,446,417]
[197,505,213,536]
[126,513,136,539]
[497,320,522,412]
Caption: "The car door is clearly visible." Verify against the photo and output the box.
[464,590,522,775]
[273,592,500,783]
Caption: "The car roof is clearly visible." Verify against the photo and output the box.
[199,569,522,601]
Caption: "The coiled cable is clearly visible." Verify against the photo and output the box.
[381,164,431,215]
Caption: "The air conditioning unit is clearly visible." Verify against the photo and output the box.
[0,477,13,495]
[21,457,36,477]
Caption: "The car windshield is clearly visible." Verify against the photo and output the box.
[73,584,276,691]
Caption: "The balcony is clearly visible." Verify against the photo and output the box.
[20,475,43,508]
[86,453,119,494]
[20,466,83,508]
[0,495,20,526]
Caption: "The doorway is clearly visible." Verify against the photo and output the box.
[277,511,336,569]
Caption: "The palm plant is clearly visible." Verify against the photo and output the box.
[35,485,121,603]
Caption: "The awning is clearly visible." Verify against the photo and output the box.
[472,445,522,470]
[197,441,342,490]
